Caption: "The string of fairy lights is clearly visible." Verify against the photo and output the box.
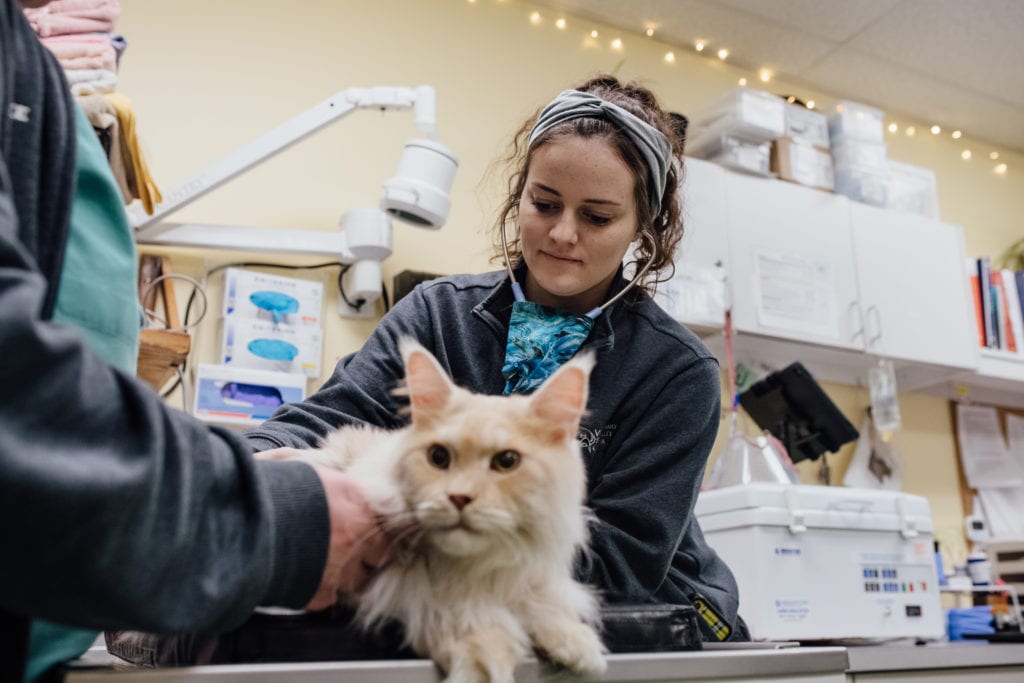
[466,0,1012,177]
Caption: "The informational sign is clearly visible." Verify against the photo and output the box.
[754,251,840,340]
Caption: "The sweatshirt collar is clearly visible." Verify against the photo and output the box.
[472,262,622,353]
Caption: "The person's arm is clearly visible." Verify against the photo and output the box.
[576,356,720,600]
[245,285,436,452]
[0,179,327,634]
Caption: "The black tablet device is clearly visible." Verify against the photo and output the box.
[738,362,859,463]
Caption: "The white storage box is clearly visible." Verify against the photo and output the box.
[690,87,786,143]
[695,483,944,641]
[785,104,830,150]
[835,166,890,207]
[885,160,940,219]
[688,132,772,176]
[831,138,888,172]
[828,100,885,144]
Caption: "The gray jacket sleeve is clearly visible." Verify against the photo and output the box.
[576,356,721,602]
[245,285,434,452]
[0,182,328,634]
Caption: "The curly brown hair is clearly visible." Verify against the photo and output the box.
[491,75,685,293]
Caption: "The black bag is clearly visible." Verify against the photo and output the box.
[106,603,701,667]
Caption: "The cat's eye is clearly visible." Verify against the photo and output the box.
[491,450,521,472]
[427,444,451,469]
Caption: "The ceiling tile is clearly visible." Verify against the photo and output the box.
[803,47,1024,151]
[847,0,1024,107]
[535,0,837,73]
[711,0,899,42]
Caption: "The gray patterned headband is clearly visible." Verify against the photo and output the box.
[527,89,672,215]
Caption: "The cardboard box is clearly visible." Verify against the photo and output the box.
[771,137,835,191]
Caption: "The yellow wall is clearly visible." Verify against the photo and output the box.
[118,0,1024,566]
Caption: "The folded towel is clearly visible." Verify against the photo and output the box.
[23,0,121,38]
[76,93,132,203]
[105,92,162,214]
[43,36,116,72]
[66,68,118,95]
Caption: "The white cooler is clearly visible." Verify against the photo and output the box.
[695,483,944,641]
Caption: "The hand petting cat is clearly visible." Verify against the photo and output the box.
[301,464,392,611]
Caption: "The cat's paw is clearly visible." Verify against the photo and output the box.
[534,621,607,676]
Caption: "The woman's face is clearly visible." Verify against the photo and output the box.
[518,135,639,315]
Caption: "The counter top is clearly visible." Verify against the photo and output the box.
[67,646,850,682]
[844,641,1024,672]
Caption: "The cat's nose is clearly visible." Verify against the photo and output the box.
[448,494,473,511]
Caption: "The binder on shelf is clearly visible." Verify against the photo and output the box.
[1016,270,1024,336]
[991,271,1014,352]
[977,257,998,349]
[967,259,985,348]
[1001,269,1024,356]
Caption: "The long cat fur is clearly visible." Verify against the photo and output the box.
[295,339,606,683]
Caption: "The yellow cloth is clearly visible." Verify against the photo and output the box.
[104,92,162,214]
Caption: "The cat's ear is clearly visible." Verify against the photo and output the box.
[529,352,594,443]
[400,338,453,421]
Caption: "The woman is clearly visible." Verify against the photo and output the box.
[249,75,747,642]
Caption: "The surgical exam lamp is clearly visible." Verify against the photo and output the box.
[129,86,458,317]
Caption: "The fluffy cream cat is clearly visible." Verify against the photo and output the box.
[296,340,606,683]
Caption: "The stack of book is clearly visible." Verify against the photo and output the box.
[969,257,1024,354]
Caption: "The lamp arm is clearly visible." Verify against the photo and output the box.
[131,85,437,234]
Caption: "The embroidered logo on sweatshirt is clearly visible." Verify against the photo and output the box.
[577,424,617,455]
[8,103,30,123]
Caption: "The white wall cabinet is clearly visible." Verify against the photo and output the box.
[724,171,862,351]
[655,158,730,335]
[848,202,977,388]
[674,160,980,392]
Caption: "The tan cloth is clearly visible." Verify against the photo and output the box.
[76,93,132,203]
[104,92,162,214]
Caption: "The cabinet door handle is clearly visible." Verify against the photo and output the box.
[849,301,865,345]
[866,304,883,350]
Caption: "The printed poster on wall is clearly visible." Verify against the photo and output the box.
[754,251,840,340]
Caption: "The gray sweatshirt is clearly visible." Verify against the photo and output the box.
[248,268,747,641]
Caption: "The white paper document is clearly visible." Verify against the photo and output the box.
[754,251,839,339]
[655,265,726,327]
[955,403,1022,489]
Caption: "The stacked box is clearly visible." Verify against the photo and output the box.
[828,100,889,206]
[220,268,325,378]
[886,160,941,219]
[687,87,784,176]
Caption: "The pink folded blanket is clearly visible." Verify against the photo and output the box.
[43,36,116,72]
[23,0,121,38]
